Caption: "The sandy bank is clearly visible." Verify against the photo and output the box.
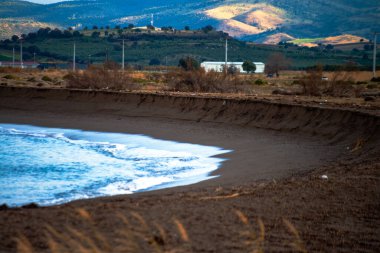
[0,86,379,252]
[1,87,378,187]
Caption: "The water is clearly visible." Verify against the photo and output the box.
[0,124,230,207]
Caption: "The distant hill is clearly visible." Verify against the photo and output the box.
[0,0,379,41]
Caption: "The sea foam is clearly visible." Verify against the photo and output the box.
[0,124,230,207]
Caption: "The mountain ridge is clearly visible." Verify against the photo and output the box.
[1,0,379,42]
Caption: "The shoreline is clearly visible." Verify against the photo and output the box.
[0,86,379,252]
[1,86,370,190]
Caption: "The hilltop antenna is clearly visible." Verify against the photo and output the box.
[373,32,378,78]
[151,14,154,27]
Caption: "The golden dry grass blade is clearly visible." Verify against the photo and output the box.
[200,192,240,200]
[283,219,307,253]
[65,226,102,253]
[283,219,300,238]
[153,222,167,244]
[45,224,73,249]
[46,235,63,253]
[351,138,364,152]
[15,235,34,253]
[76,208,92,221]
[235,209,249,225]
[130,211,149,230]
[115,212,141,252]
[173,218,189,242]
[257,218,265,242]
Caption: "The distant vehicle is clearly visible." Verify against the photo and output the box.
[267,73,274,78]
[322,76,329,81]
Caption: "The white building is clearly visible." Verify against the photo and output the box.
[201,61,265,74]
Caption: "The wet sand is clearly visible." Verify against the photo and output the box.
[0,87,379,252]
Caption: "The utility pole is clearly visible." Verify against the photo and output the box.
[33,52,36,64]
[12,47,15,67]
[122,39,125,71]
[224,38,228,74]
[20,40,23,69]
[73,42,76,71]
[165,56,168,72]
[373,32,378,78]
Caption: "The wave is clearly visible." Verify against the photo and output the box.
[0,124,231,207]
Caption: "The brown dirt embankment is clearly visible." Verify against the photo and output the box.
[0,86,379,141]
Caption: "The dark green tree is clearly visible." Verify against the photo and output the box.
[149,58,161,65]
[178,57,199,71]
[11,35,19,42]
[242,60,256,73]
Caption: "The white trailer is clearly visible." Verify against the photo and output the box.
[201,61,265,73]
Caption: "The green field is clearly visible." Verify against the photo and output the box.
[0,30,376,70]
[290,38,324,44]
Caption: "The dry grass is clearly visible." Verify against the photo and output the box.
[165,69,252,93]
[66,65,138,91]
[14,208,308,253]
[299,67,364,97]
[235,209,265,253]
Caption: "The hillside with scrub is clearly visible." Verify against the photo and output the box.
[0,27,377,70]
[0,0,379,43]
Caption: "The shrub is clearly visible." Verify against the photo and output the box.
[66,64,138,91]
[178,57,199,71]
[41,76,52,82]
[3,74,15,79]
[254,79,266,85]
[367,83,378,89]
[165,68,249,93]
[300,67,358,97]
[371,77,380,82]
[242,60,256,73]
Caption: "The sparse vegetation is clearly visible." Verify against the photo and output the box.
[14,207,308,253]
[254,79,266,85]
[66,63,137,91]
[41,75,52,82]
[3,74,15,79]
[166,69,250,93]
[299,65,365,97]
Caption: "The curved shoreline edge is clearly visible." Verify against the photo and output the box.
[1,86,379,139]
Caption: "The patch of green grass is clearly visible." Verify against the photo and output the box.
[290,38,324,44]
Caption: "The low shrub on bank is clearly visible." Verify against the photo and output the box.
[3,74,15,80]
[299,67,360,97]
[66,65,138,91]
[254,79,266,85]
[41,75,53,82]
[165,69,250,93]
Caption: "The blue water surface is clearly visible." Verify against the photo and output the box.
[0,124,230,207]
